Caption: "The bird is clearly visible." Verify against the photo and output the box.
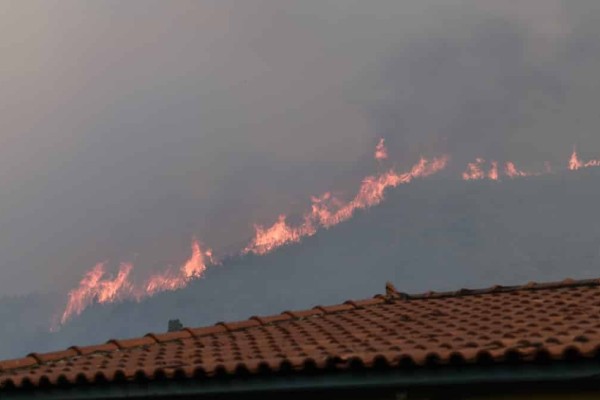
[385,281,397,297]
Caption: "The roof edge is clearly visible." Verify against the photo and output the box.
[392,277,600,300]
[1,276,597,375]
[3,360,600,399]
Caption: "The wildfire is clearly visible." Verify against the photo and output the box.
[58,141,600,328]
[375,138,388,161]
[505,162,530,178]
[462,158,535,181]
[488,161,499,180]
[243,151,449,255]
[60,239,214,324]
[569,147,600,170]
[60,262,133,325]
[63,139,445,325]
[462,158,486,180]
[144,240,213,296]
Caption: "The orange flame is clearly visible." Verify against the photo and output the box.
[60,239,214,325]
[569,148,582,170]
[60,139,451,326]
[504,162,531,178]
[463,158,537,180]
[60,144,600,328]
[375,138,388,161]
[244,155,449,255]
[462,158,486,180]
[143,240,212,296]
[569,147,600,170]
[60,262,133,324]
[487,161,499,181]
[243,215,316,256]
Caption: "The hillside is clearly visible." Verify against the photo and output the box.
[2,169,600,359]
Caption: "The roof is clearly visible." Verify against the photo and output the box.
[2,277,600,393]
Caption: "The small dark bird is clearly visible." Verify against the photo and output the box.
[385,281,397,297]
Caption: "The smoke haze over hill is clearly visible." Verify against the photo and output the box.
[2,0,600,359]
[3,169,600,359]
[2,1,600,296]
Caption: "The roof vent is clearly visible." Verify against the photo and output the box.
[168,319,183,332]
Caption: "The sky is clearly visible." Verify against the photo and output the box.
[1,0,600,296]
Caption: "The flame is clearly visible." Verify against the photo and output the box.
[242,215,316,256]
[463,158,537,180]
[569,148,582,170]
[60,239,214,325]
[487,161,499,180]
[59,138,450,326]
[60,262,133,324]
[462,158,486,180]
[60,142,600,328]
[504,162,531,178]
[375,138,388,161]
[461,146,600,182]
[569,147,600,170]
[143,240,211,296]
[244,155,448,255]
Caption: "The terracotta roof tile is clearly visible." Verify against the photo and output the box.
[217,319,262,331]
[344,298,386,308]
[145,330,192,343]
[284,308,324,318]
[68,343,118,356]
[4,277,600,391]
[317,303,356,313]
[26,349,79,364]
[250,313,293,325]
[0,356,37,372]
[186,325,228,337]
[108,337,157,349]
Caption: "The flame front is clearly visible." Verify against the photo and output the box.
[462,158,536,180]
[61,262,133,324]
[569,147,600,170]
[59,141,600,328]
[143,240,210,296]
[462,158,486,180]
[60,240,213,324]
[488,161,499,181]
[243,153,449,255]
[505,162,530,178]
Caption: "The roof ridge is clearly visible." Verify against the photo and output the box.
[1,276,597,374]
[392,277,600,300]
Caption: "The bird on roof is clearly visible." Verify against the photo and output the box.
[385,281,397,297]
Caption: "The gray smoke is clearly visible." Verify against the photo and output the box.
[0,0,600,297]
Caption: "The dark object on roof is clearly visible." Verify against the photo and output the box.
[167,319,183,332]
[3,277,600,398]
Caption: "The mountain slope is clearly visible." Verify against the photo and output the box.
[3,169,600,359]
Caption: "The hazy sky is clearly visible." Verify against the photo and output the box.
[1,1,600,295]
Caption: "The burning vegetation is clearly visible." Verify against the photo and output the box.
[57,140,600,327]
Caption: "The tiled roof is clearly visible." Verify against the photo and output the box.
[2,278,600,390]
